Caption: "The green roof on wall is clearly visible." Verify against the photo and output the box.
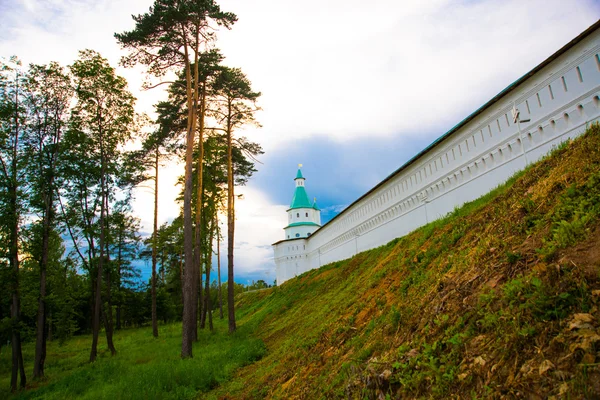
[284,221,321,228]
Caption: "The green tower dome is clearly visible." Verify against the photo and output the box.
[289,168,312,209]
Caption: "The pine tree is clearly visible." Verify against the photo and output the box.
[116,0,236,358]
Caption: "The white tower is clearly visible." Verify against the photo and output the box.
[284,165,321,239]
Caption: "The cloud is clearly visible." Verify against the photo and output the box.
[249,132,435,207]
[2,0,599,284]
[322,204,349,214]
[230,186,288,273]
[0,0,168,113]
[218,0,600,150]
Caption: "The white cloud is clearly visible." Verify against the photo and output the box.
[217,0,599,152]
[2,0,599,282]
[227,186,288,277]
[322,204,349,215]
[131,160,183,235]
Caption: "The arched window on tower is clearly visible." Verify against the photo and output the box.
[296,213,299,218]
[305,212,308,217]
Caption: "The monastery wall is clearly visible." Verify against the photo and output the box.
[275,24,600,285]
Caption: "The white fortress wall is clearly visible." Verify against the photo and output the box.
[274,238,309,283]
[275,22,600,285]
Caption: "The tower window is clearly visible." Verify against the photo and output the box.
[305,212,308,217]
[296,213,299,218]
[295,233,300,238]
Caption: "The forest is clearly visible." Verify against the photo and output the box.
[0,0,263,392]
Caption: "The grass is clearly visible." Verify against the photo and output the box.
[3,126,600,399]
[0,319,266,399]
[211,125,600,399]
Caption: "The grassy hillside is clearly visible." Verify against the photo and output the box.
[214,126,600,399]
[2,127,598,400]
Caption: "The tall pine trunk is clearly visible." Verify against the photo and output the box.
[205,216,214,331]
[200,220,209,330]
[226,110,236,333]
[181,40,199,358]
[193,85,206,340]
[151,146,159,338]
[217,216,223,319]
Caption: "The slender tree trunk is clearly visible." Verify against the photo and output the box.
[207,285,213,331]
[10,77,26,391]
[104,195,116,355]
[90,220,102,361]
[226,114,236,333]
[91,129,107,362]
[217,217,223,319]
[182,110,195,357]
[200,218,209,330]
[34,143,59,377]
[103,289,116,356]
[10,232,26,391]
[206,217,214,331]
[47,310,53,342]
[11,314,25,391]
[179,250,184,301]
[199,280,204,329]
[83,210,96,338]
[33,211,49,377]
[89,271,95,330]
[190,34,201,340]
[104,234,116,355]
[34,139,59,378]
[193,85,206,340]
[202,264,211,331]
[152,146,159,338]
[181,37,199,358]
[116,233,122,331]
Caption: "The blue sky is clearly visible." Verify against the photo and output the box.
[2,0,599,285]
[253,131,439,220]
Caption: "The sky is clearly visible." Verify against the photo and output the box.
[1,0,599,285]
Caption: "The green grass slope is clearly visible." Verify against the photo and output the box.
[0,320,266,399]
[214,126,600,399]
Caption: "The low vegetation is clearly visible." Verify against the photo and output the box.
[0,320,266,399]
[2,127,599,399]
[214,125,600,398]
